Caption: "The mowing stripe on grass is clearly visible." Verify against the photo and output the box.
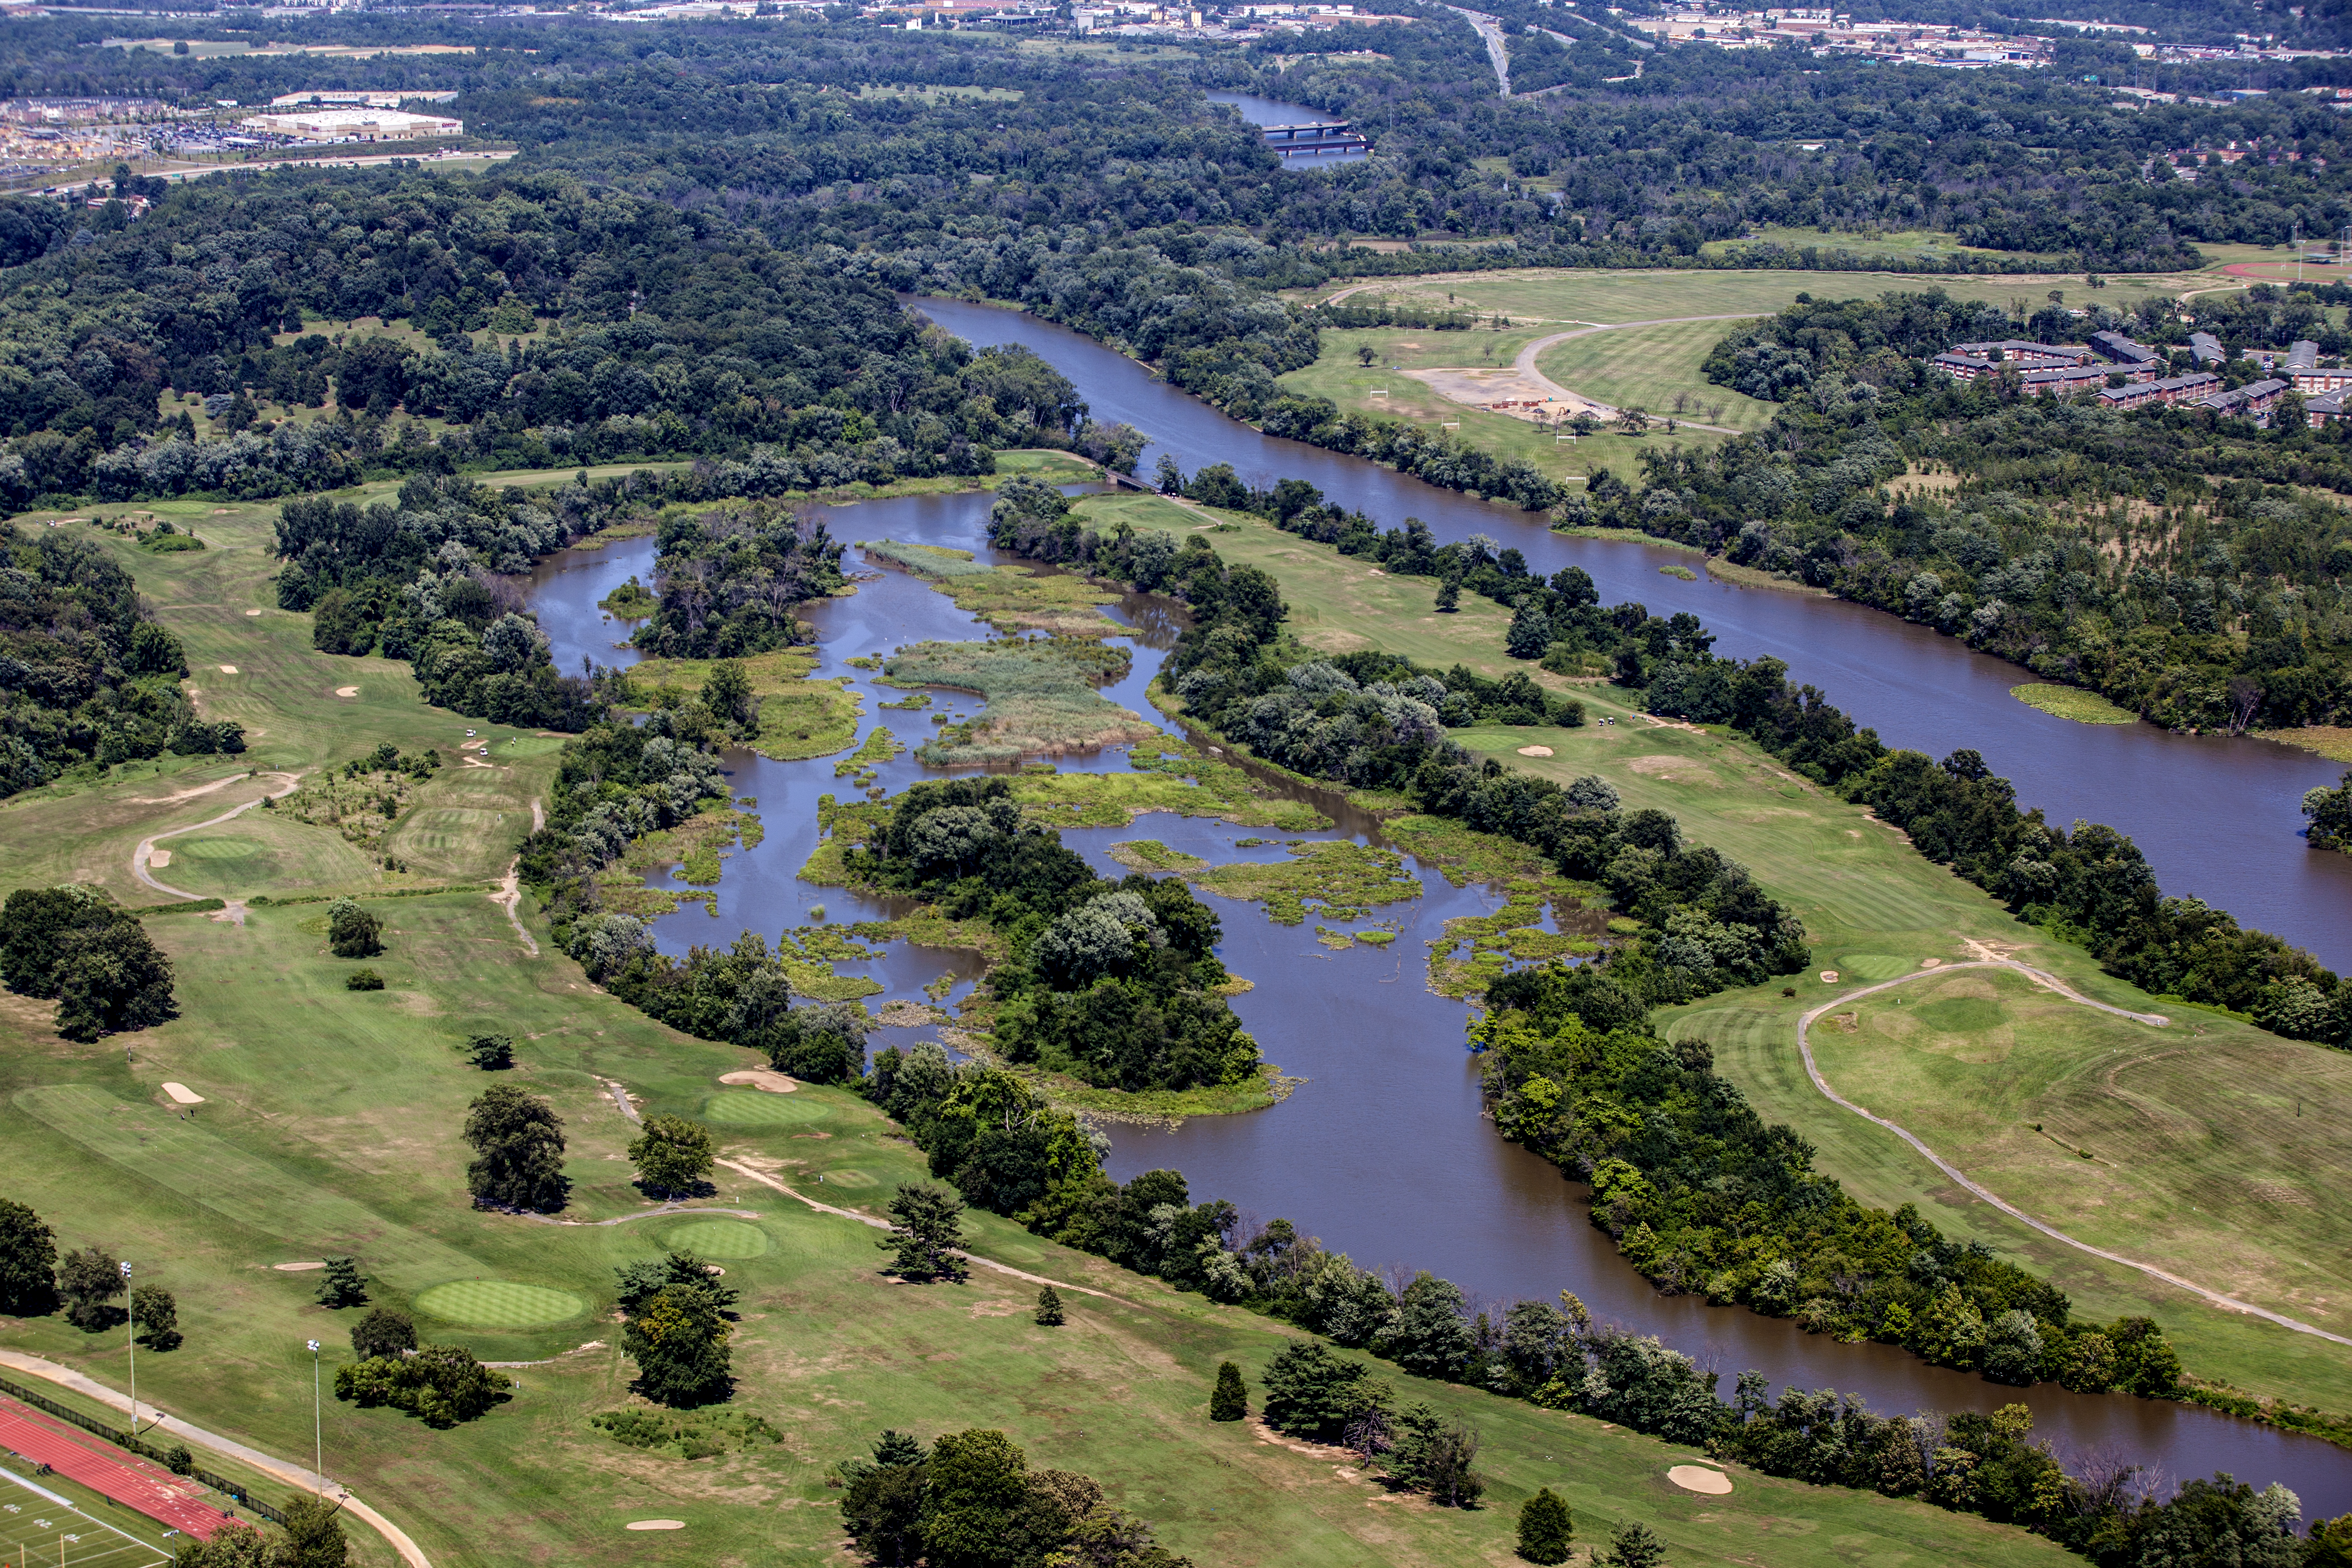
[660,1220,770,1259]
[701,1091,833,1126]
[15,1086,483,1290]
[410,1280,586,1328]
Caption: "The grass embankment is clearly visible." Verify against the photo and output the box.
[2010,684,2138,725]
[1101,497,2352,1417]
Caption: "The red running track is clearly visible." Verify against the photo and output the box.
[0,1398,233,1541]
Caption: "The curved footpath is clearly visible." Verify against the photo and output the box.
[1510,315,1766,433]
[1795,959,2352,1346]
[131,773,305,900]
[0,1350,432,1568]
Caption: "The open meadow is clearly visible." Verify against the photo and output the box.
[1082,493,2352,1416]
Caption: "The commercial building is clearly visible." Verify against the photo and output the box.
[236,108,463,142]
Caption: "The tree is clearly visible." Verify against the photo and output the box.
[1517,1486,1573,1563]
[0,1198,55,1312]
[881,1183,968,1282]
[1154,454,1185,494]
[1386,1271,1475,1379]
[702,660,756,732]
[843,1431,930,1567]
[171,1521,281,1567]
[1506,599,1553,659]
[462,1085,568,1212]
[628,1115,715,1199]
[1435,576,1461,612]
[1035,1285,1064,1326]
[131,1283,180,1350]
[1616,406,1650,436]
[920,1429,1030,1568]
[315,1257,367,1308]
[1209,1361,1246,1422]
[56,1245,124,1332]
[335,1343,510,1427]
[351,1307,416,1361]
[1356,344,1376,367]
[1385,1403,1484,1507]
[1261,1340,1390,1443]
[1604,1521,1667,1568]
[622,1280,734,1407]
[278,1493,348,1568]
[326,899,383,959]
[465,1032,512,1070]
[53,915,177,1042]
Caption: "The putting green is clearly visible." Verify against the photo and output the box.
[174,835,266,860]
[496,736,566,758]
[1834,953,1914,981]
[413,1280,587,1328]
[703,1090,831,1126]
[662,1220,770,1259]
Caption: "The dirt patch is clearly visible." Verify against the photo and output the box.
[717,1070,797,1094]
[1400,365,1582,422]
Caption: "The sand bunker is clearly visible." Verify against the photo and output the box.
[160,1082,202,1104]
[273,1260,325,1272]
[1516,745,1555,758]
[1920,957,1943,968]
[244,609,262,617]
[217,665,238,674]
[148,850,171,869]
[718,1069,797,1094]
[1821,971,1841,983]
[1668,1465,1733,1495]
[625,1521,685,1532]
[334,686,358,698]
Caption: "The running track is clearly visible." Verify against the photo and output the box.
[0,1400,231,1541]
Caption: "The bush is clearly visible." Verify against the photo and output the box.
[351,1307,416,1361]
[344,969,384,991]
[334,1344,510,1427]
[327,899,382,958]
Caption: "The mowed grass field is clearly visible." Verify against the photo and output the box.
[1103,496,2352,1415]
[0,470,2092,1566]
[0,887,2080,1568]
[1279,257,2267,488]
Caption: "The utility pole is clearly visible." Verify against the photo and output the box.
[121,1260,136,1434]
[308,1340,322,1493]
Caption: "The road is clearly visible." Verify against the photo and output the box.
[1447,5,1510,95]
[1795,958,2352,1347]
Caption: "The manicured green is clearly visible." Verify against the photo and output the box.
[411,1280,589,1329]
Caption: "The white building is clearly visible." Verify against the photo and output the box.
[237,108,463,142]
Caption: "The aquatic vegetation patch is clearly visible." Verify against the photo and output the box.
[624,650,859,761]
[777,923,887,1001]
[2010,683,2136,725]
[864,537,1121,635]
[1009,739,1329,832]
[1428,877,1605,1000]
[834,725,904,779]
[598,576,658,618]
[886,638,1157,764]
[1192,841,1422,926]
[1109,838,1209,872]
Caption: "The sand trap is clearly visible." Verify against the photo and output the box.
[1820,971,1841,983]
[718,1070,797,1094]
[1920,957,1943,968]
[625,1521,686,1531]
[217,665,238,674]
[334,686,358,698]
[273,1260,325,1272]
[148,850,172,869]
[160,1082,202,1104]
[1516,745,1555,758]
[244,609,262,617]
[1668,1465,1733,1495]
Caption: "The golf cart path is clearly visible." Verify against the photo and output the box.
[1796,958,2352,1346]
[131,773,305,900]
[0,1350,432,1568]
[715,1159,1140,1305]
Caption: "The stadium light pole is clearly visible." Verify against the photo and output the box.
[121,1260,137,1434]
[308,1339,322,1494]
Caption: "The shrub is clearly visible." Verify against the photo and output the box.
[344,969,384,991]
[334,1344,509,1427]
[1517,1486,1573,1563]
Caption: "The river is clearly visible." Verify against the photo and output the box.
[526,475,2352,1514]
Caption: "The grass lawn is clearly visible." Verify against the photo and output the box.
[1110,498,2352,1415]
[1533,320,1782,431]
[0,865,2079,1568]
